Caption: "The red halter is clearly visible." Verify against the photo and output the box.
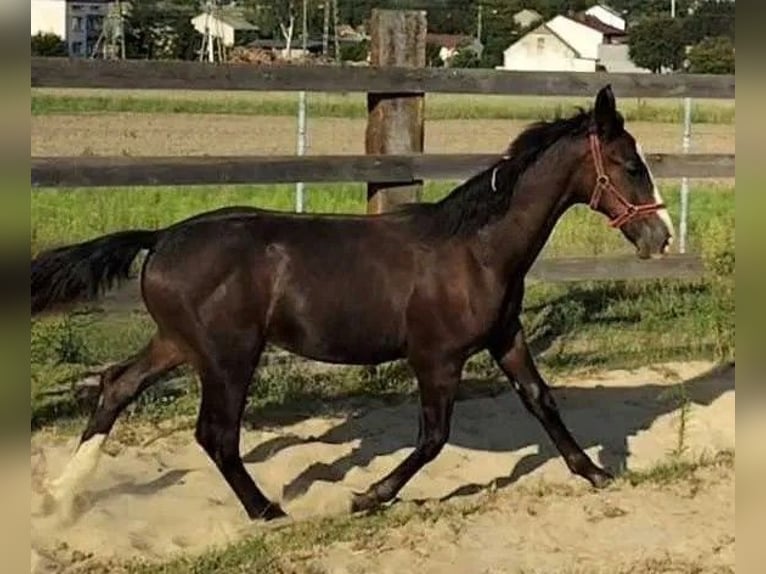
[587,128,665,228]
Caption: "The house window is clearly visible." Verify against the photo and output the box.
[71,41,83,55]
[72,17,83,32]
[71,4,83,11]
[536,37,545,54]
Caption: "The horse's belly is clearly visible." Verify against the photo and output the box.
[266,298,406,365]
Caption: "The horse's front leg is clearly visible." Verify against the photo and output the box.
[489,320,613,488]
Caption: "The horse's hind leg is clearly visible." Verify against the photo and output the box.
[352,356,462,512]
[45,334,183,516]
[194,352,286,521]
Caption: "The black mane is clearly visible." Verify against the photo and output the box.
[403,107,620,238]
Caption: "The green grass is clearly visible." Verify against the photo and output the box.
[623,449,734,487]
[31,180,733,255]
[31,89,736,124]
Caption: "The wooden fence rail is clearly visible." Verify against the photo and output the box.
[32,153,735,188]
[31,57,736,99]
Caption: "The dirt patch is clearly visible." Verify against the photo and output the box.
[30,360,734,573]
[31,114,735,158]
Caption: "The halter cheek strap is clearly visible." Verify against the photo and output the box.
[587,127,665,228]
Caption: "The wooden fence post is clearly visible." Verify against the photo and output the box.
[365,9,427,214]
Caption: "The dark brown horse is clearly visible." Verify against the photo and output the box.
[32,85,673,521]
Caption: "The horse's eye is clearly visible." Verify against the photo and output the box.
[625,162,641,176]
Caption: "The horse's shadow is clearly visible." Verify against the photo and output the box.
[242,362,734,503]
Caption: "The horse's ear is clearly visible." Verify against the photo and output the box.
[593,84,617,135]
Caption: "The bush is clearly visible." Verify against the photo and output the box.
[339,39,369,62]
[31,32,67,57]
[687,36,735,74]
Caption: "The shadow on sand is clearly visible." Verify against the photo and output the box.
[242,362,734,503]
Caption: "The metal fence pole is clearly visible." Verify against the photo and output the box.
[296,90,307,213]
[295,0,308,213]
[679,96,692,253]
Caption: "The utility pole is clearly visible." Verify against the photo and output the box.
[671,0,676,18]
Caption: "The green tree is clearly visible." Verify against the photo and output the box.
[606,0,691,22]
[628,15,685,73]
[687,35,734,74]
[450,45,481,67]
[682,0,735,44]
[124,1,200,60]
[31,32,68,57]
[478,0,522,68]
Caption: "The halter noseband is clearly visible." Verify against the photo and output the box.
[587,126,665,228]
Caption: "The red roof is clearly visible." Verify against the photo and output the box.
[426,33,475,49]
[571,13,627,36]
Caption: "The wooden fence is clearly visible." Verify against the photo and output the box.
[30,11,735,283]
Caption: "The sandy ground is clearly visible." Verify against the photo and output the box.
[29,360,734,573]
[31,114,734,157]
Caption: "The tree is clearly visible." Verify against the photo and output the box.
[628,15,685,73]
[31,32,68,57]
[478,0,522,68]
[687,35,734,74]
[605,0,692,22]
[124,1,199,60]
[450,45,480,68]
[683,0,735,44]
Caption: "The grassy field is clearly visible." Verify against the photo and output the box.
[31,181,732,255]
[31,88,736,124]
[30,181,735,432]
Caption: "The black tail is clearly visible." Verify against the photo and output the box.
[32,229,159,316]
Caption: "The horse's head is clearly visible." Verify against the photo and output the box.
[573,85,675,259]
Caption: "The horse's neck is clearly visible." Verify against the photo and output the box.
[484,148,577,279]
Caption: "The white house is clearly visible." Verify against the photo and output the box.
[499,12,631,73]
[585,3,626,32]
[598,44,650,73]
[190,6,258,49]
[31,0,111,57]
[546,14,621,61]
[501,23,595,72]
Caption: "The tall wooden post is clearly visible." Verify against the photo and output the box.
[365,9,426,214]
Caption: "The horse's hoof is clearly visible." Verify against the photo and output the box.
[350,490,378,514]
[259,503,287,521]
[589,468,614,489]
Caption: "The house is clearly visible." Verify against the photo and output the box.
[500,23,595,72]
[190,5,259,49]
[547,14,627,59]
[426,33,483,66]
[512,8,542,29]
[584,3,626,32]
[499,13,631,72]
[598,44,650,73]
[31,0,111,57]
